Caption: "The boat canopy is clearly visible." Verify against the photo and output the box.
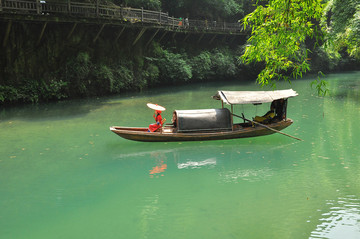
[213,89,298,105]
[175,108,232,133]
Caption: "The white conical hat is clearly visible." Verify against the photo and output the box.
[147,103,166,111]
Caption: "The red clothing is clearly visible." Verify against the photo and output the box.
[148,113,163,132]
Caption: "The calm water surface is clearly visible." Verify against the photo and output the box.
[1,72,360,239]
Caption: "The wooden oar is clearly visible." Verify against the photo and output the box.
[231,113,303,141]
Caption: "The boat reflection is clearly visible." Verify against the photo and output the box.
[149,161,167,178]
[310,195,360,238]
[111,140,292,183]
[177,158,217,169]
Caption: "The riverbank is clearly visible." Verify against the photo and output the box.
[0,16,250,105]
[0,19,359,106]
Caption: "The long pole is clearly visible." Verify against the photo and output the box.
[231,113,303,141]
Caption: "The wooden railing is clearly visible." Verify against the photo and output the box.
[0,0,244,33]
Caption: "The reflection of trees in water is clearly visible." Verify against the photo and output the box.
[331,78,360,104]
[0,98,118,121]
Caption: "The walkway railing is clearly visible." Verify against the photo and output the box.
[0,0,244,33]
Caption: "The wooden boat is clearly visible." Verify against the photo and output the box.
[110,89,299,142]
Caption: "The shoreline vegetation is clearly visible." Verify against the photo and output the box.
[0,0,359,105]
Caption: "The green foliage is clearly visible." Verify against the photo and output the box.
[210,49,237,78]
[149,46,241,84]
[61,52,138,96]
[190,51,212,80]
[242,0,324,87]
[65,52,92,95]
[94,64,115,93]
[157,49,192,84]
[0,86,19,103]
[152,46,240,84]
[202,0,241,19]
[311,72,329,96]
[322,0,360,60]
[115,0,161,10]
[112,65,135,91]
[142,63,160,86]
[0,78,68,104]
[161,0,245,20]
[42,79,68,100]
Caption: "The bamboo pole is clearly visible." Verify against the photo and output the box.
[141,7,143,22]
[132,28,146,46]
[145,28,159,48]
[158,31,167,43]
[197,33,204,43]
[36,0,41,14]
[67,0,71,14]
[115,26,125,42]
[209,34,217,44]
[232,113,303,141]
[37,22,47,45]
[67,22,77,39]
[3,20,12,47]
[96,0,99,17]
[183,33,190,42]
[93,24,106,43]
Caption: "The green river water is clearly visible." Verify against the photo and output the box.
[1,72,360,239]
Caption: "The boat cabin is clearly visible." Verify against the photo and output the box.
[169,89,298,132]
[173,108,232,133]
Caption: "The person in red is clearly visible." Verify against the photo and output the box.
[148,110,163,132]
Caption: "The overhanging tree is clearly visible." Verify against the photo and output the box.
[321,0,360,60]
[241,0,325,90]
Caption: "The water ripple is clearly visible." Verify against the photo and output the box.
[218,167,273,183]
[310,195,360,239]
[177,158,217,169]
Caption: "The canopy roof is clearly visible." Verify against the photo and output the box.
[213,89,298,105]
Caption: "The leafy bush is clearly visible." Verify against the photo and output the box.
[142,63,160,86]
[116,0,161,11]
[0,86,19,103]
[190,51,212,81]
[94,64,115,93]
[112,65,134,92]
[42,79,68,101]
[65,52,92,95]
[157,49,192,84]
[210,49,237,78]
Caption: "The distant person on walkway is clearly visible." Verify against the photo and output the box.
[178,17,183,27]
[185,18,189,29]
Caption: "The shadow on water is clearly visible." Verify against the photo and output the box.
[326,71,360,103]
[331,80,360,103]
[0,98,110,122]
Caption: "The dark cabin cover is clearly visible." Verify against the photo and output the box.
[175,108,232,133]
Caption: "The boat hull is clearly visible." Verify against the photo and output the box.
[110,119,293,142]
